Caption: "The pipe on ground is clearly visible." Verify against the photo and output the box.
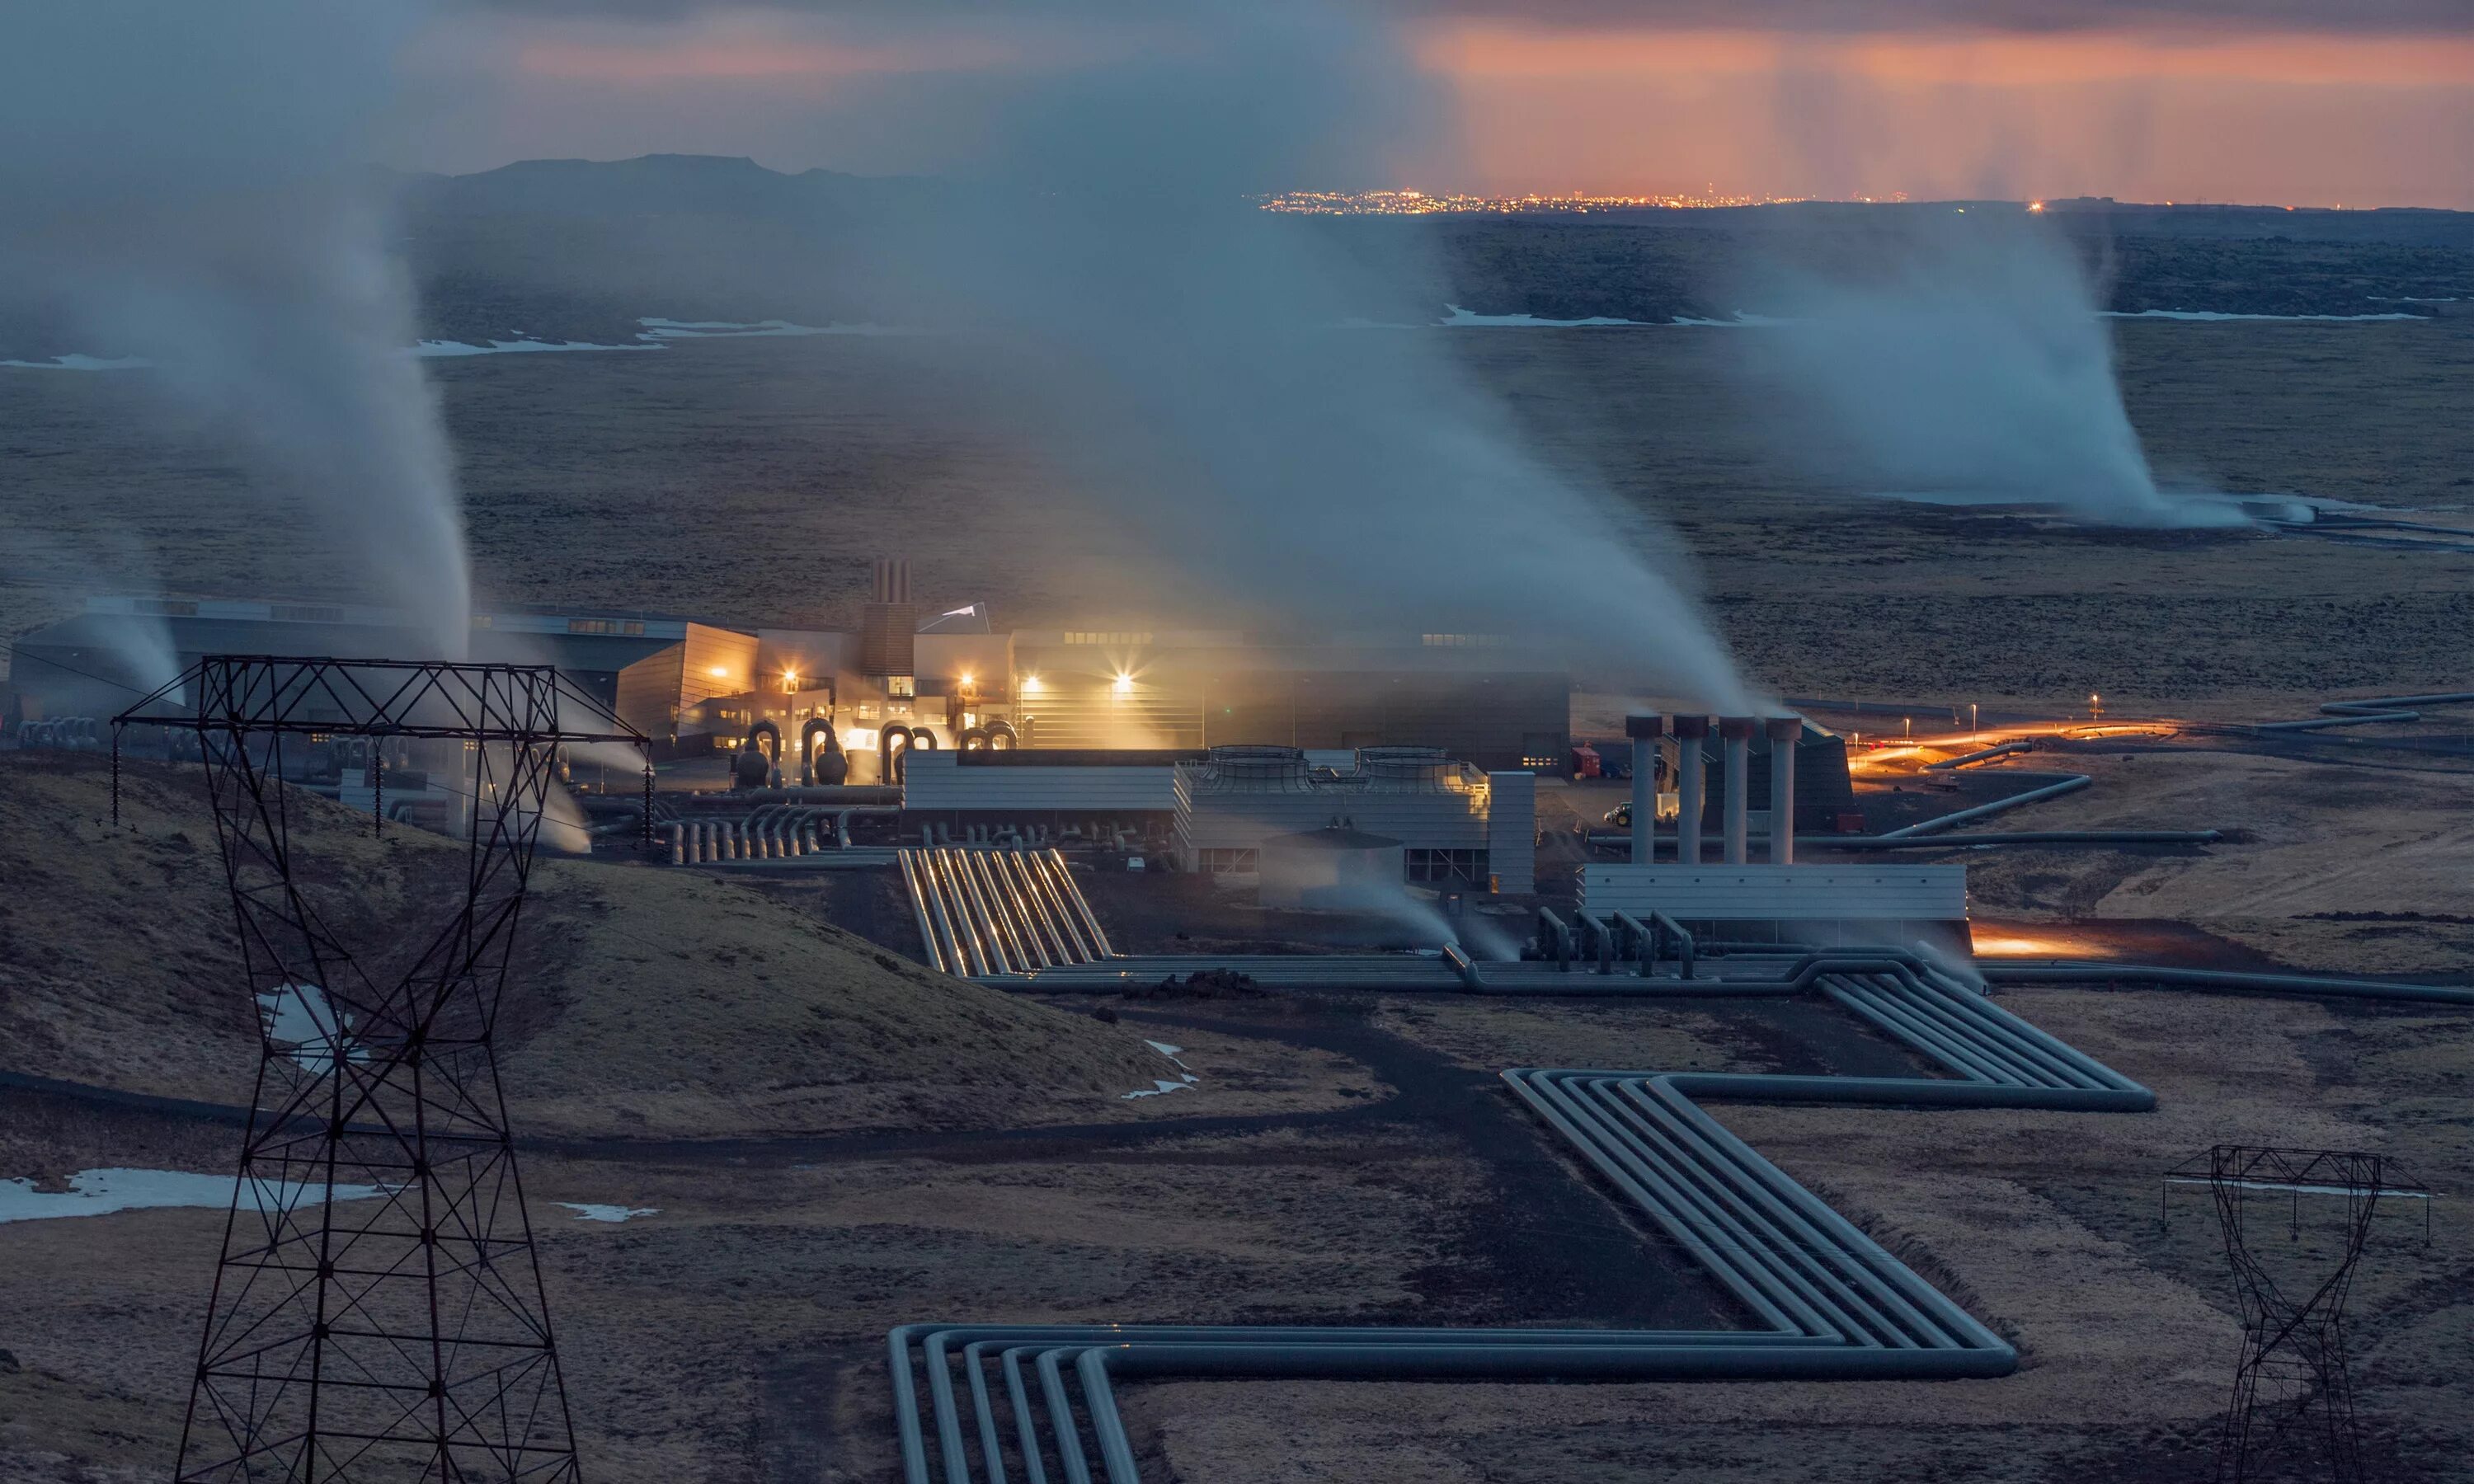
[889,948,2191,1484]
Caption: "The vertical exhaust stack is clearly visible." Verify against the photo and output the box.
[1625,713,1663,865]
[1719,716,1756,865]
[1672,715,1709,865]
[1765,716,1803,864]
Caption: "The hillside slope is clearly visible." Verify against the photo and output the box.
[0,754,1163,1137]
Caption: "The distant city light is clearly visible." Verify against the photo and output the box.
[1256,187,1829,215]
[2028,200,2046,213]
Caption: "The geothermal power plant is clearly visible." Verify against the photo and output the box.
[10,544,2466,1483]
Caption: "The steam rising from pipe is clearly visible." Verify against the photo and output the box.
[1729,217,2246,529]
[859,2,1755,711]
[0,1,471,656]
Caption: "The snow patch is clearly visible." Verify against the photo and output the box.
[553,1203,658,1223]
[2101,309,2425,323]
[413,338,665,358]
[257,984,365,1077]
[0,354,153,371]
[0,1167,382,1224]
[635,317,920,339]
[1122,1040,1201,1098]
[1438,304,1644,328]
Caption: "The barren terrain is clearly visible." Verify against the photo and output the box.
[3,263,2472,1482]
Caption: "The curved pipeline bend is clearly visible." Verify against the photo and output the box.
[890,950,2159,1484]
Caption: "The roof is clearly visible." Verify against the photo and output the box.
[1261,825,1404,850]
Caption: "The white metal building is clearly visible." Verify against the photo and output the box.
[1173,746,1536,894]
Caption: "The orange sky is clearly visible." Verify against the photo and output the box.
[401,12,2474,209]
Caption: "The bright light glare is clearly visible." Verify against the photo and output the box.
[1970,931,2107,958]
[958,671,975,688]
[1020,674,1042,694]
[1112,673,1134,693]
[708,666,728,679]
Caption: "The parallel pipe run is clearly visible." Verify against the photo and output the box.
[2246,690,2474,733]
[900,848,1110,979]
[891,949,2179,1484]
[896,955,2474,1484]
[1586,829,2222,853]
[1982,960,2474,1006]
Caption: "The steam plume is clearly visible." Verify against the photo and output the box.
[1728,215,2245,528]
[0,0,471,655]
[859,2,1756,711]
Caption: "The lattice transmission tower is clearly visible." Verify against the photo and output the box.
[2163,1144,2432,1484]
[115,657,646,1483]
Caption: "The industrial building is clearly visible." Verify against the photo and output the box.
[6,561,1573,780]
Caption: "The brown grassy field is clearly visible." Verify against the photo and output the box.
[4,311,2471,710]
[4,312,2472,1482]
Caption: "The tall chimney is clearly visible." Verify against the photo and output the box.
[1625,714,1662,865]
[1765,716,1802,864]
[1672,716,1709,865]
[1719,716,1756,865]
[859,556,918,679]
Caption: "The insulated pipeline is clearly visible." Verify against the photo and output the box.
[1874,774,2091,838]
[891,951,2470,1484]
[891,950,2154,1484]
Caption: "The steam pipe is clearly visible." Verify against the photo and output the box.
[893,947,2241,1484]
[1719,717,1755,865]
[1672,716,1708,865]
[1875,773,2091,838]
[1764,716,1799,864]
[1924,741,2034,770]
[1625,713,1662,865]
[1982,961,2474,1005]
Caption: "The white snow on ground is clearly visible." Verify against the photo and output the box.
[553,1203,659,1223]
[0,1168,382,1223]
[1438,303,1644,327]
[1668,312,1797,327]
[257,983,365,1077]
[0,354,153,370]
[1122,1040,1202,1098]
[2100,309,2425,322]
[413,338,666,357]
[635,317,920,339]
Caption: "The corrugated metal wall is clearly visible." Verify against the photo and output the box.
[1580,865,1967,922]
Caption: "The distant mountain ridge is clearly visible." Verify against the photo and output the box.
[4,153,2467,360]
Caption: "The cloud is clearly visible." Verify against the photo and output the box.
[458,0,2474,36]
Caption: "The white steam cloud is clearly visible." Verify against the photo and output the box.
[0,0,471,656]
[1729,217,2246,528]
[858,2,1756,711]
